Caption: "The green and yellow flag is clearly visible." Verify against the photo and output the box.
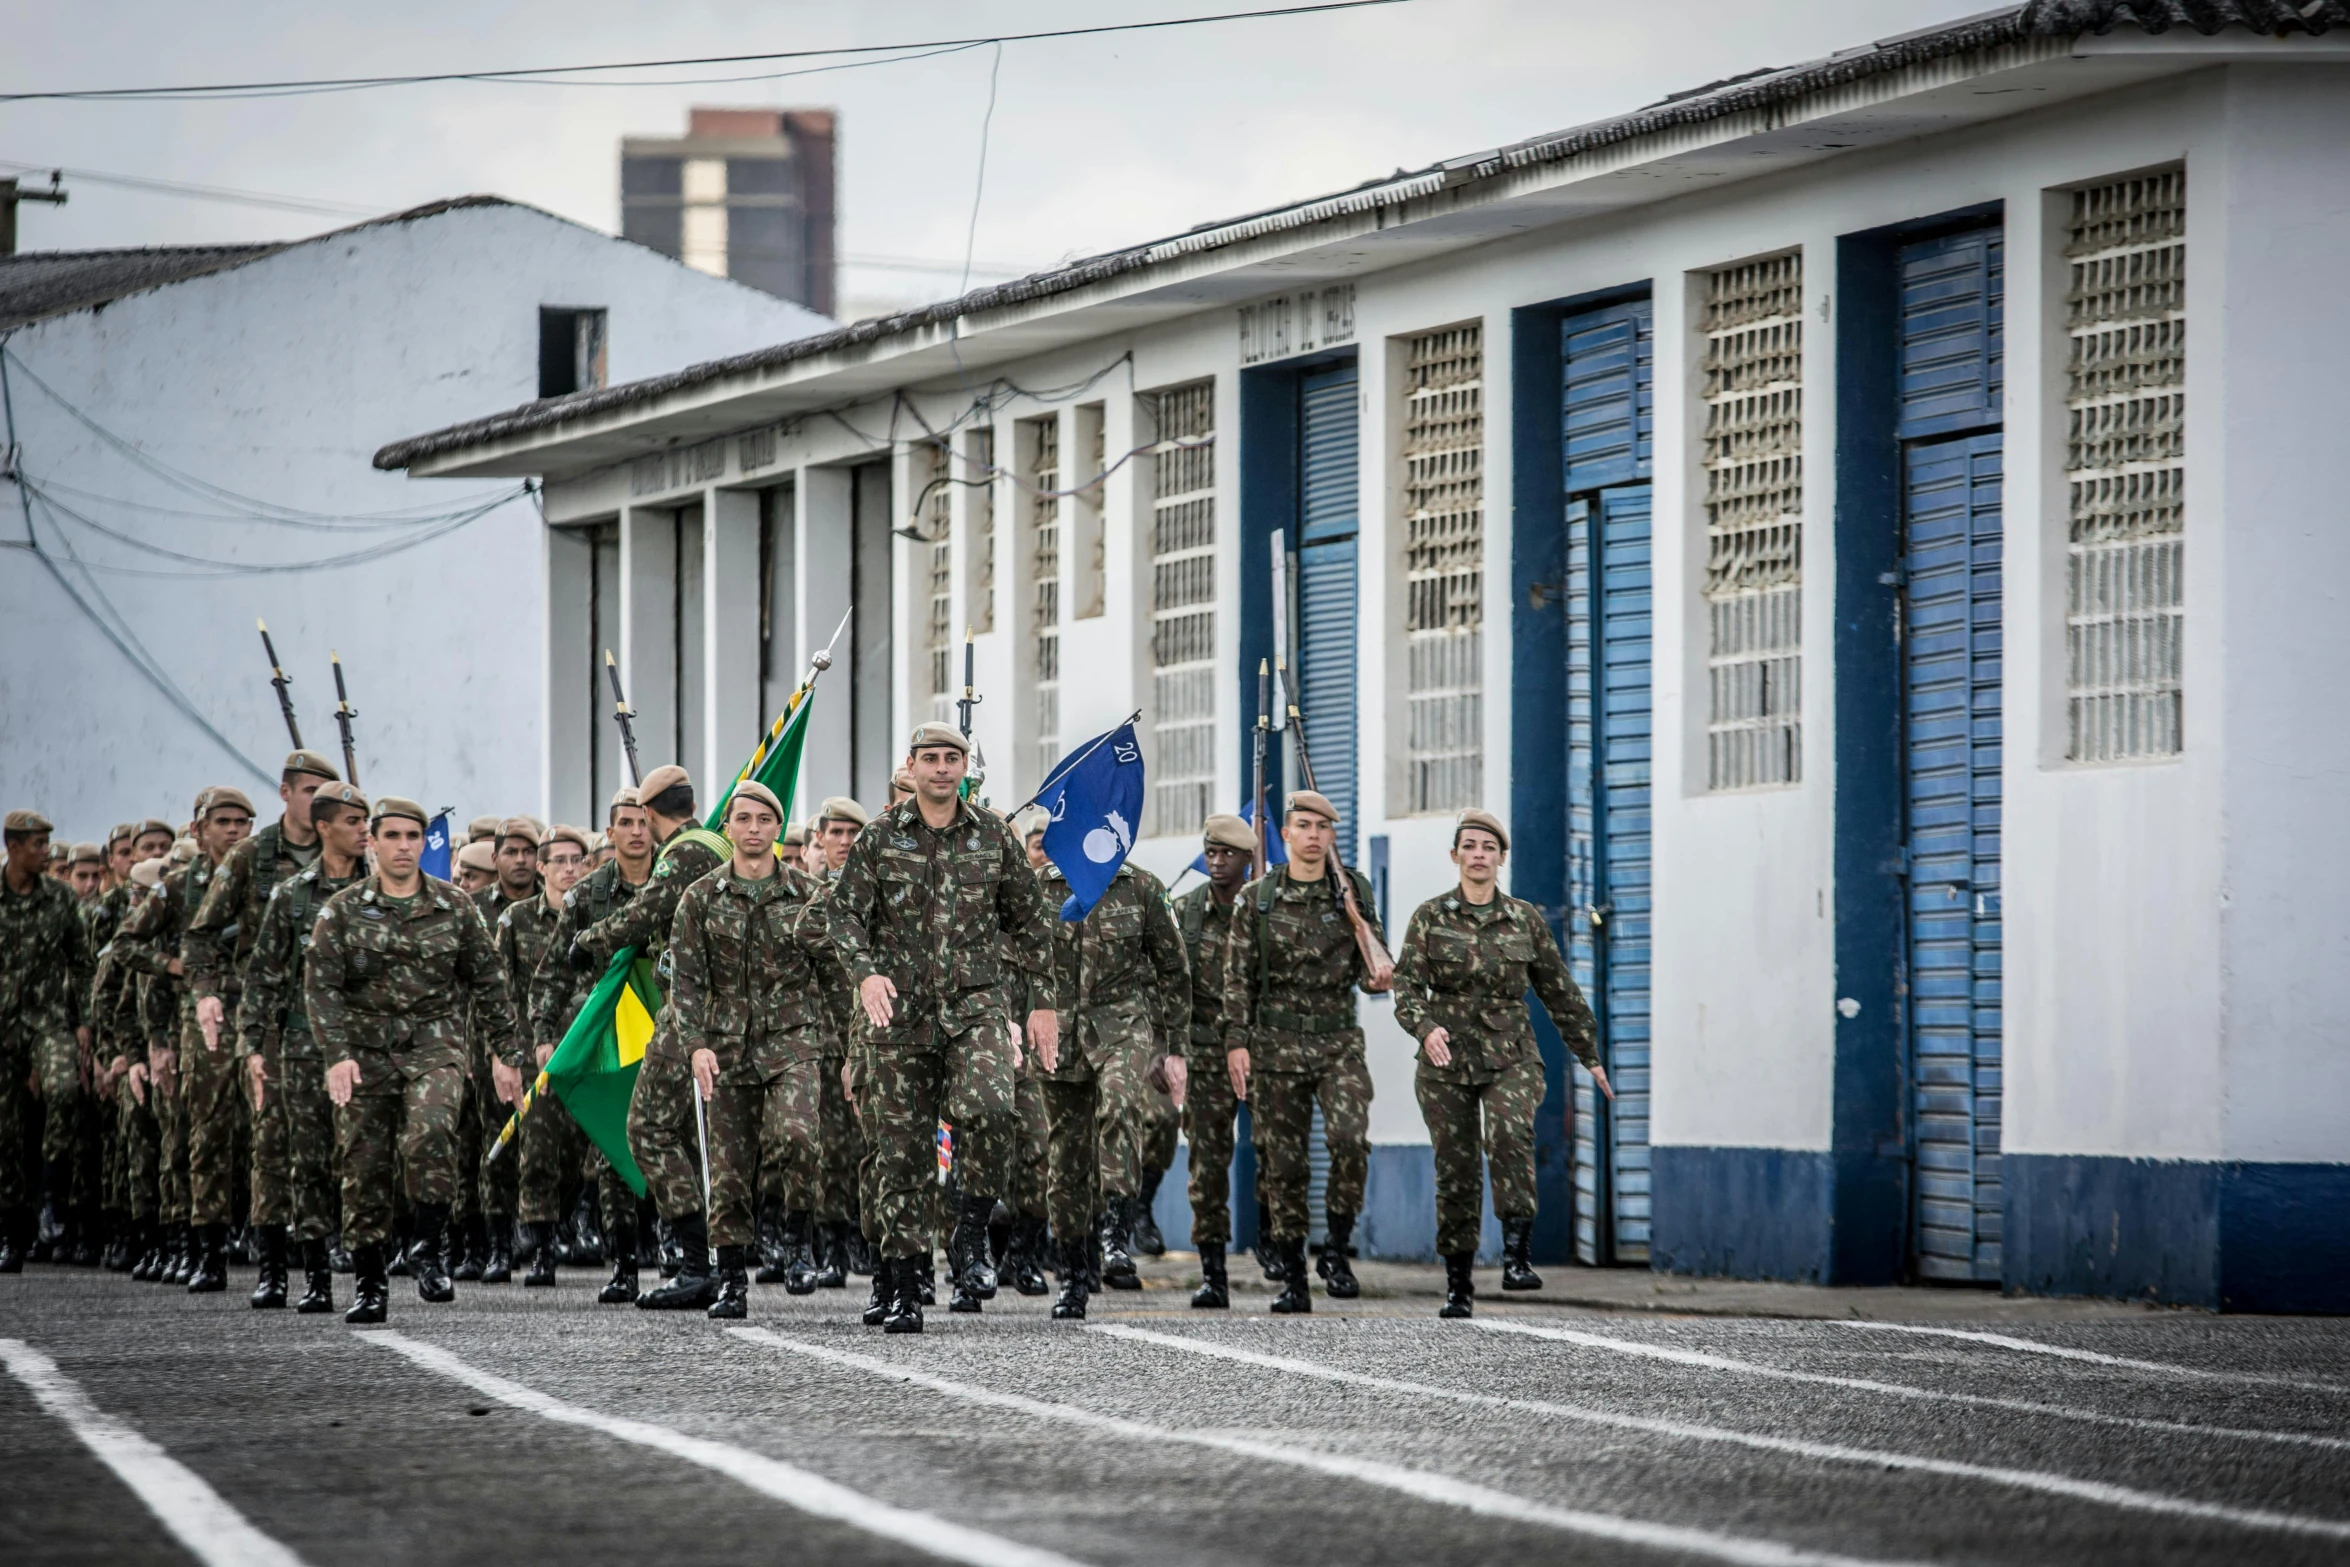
[496,677,822,1192]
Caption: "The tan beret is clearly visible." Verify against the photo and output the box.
[135,818,175,842]
[495,816,542,848]
[724,780,785,822]
[904,721,969,757]
[638,764,691,803]
[465,814,500,842]
[3,809,53,834]
[1013,806,1051,839]
[68,841,104,865]
[1202,813,1256,853]
[890,768,915,795]
[607,786,640,813]
[454,839,498,873]
[1452,807,1509,851]
[167,839,198,865]
[310,782,370,819]
[47,843,68,862]
[1285,789,1339,826]
[545,824,592,854]
[281,749,340,782]
[370,795,431,829]
[130,856,168,888]
[107,822,137,848]
[782,822,808,847]
[817,795,870,828]
[204,787,257,819]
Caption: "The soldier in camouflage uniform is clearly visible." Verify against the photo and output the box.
[498,822,586,1287]
[453,816,542,1284]
[531,789,658,1303]
[1032,854,1188,1320]
[567,765,730,1311]
[1393,808,1607,1318]
[186,751,338,1298]
[236,782,372,1314]
[827,724,1054,1332]
[665,782,838,1317]
[789,795,868,1290]
[308,795,520,1325]
[1172,812,1257,1307]
[1220,790,1389,1314]
[0,810,95,1273]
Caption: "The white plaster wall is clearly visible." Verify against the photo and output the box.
[0,199,826,837]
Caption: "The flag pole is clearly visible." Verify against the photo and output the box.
[694,1086,717,1269]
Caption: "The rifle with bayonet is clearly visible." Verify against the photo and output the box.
[604,649,642,787]
[1251,658,1270,878]
[957,624,989,799]
[257,620,303,749]
[329,651,360,787]
[1277,658,1394,991]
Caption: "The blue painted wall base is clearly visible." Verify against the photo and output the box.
[1650,1146,1832,1284]
[1150,1142,1501,1264]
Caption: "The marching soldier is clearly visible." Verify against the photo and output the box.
[236,782,372,1312]
[531,789,658,1303]
[827,724,1055,1331]
[1,810,95,1273]
[787,795,866,1289]
[455,816,542,1283]
[1031,846,1188,1320]
[67,843,105,904]
[453,839,497,896]
[1220,790,1386,1314]
[496,822,586,1286]
[1173,812,1256,1308]
[565,765,730,1311]
[185,751,338,1297]
[307,796,520,1325]
[1393,809,1606,1318]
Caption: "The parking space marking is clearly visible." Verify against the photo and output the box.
[1831,1322,2350,1394]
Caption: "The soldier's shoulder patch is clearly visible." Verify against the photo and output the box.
[654,859,677,879]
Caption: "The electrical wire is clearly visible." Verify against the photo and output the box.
[25,479,517,577]
[2,2,1412,103]
[0,159,380,218]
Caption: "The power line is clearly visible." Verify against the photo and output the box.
[0,160,378,217]
[0,1,1411,103]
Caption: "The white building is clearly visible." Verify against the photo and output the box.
[377,4,2350,1310]
[1,196,829,827]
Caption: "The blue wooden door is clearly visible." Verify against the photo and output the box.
[1297,363,1360,864]
[1561,297,1653,1265]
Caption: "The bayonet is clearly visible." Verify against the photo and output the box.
[329,650,360,787]
[257,619,303,749]
[1275,660,1394,992]
[603,649,642,788]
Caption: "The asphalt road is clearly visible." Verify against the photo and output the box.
[3,1256,2346,1567]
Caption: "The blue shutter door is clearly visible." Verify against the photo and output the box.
[1297,363,1361,864]
[1898,225,2002,1283]
[1561,295,1654,1265]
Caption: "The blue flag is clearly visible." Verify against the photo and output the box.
[1036,720,1145,921]
[1189,797,1287,875]
[419,810,453,881]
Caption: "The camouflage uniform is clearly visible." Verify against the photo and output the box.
[0,868,93,1220]
[1392,890,1597,1258]
[1173,882,1242,1247]
[1219,865,1386,1243]
[666,862,833,1246]
[77,888,135,1227]
[998,958,1051,1226]
[493,888,571,1226]
[527,861,647,1233]
[782,870,858,1229]
[304,875,518,1248]
[1034,862,1188,1245]
[118,860,206,1231]
[825,797,1050,1260]
[186,822,320,1229]
[237,861,366,1240]
[462,883,535,1231]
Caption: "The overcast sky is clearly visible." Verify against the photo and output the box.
[8,0,1969,318]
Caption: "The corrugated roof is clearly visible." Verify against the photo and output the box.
[372,0,2346,473]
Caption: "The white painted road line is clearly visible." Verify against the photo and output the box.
[730,1324,1919,1567]
[1831,1321,2350,1394]
[362,1332,1088,1567]
[1476,1319,2350,1453]
[0,1337,311,1567]
[1092,1324,2350,1544]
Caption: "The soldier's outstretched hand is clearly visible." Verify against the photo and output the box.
[1026,1009,1058,1072]
[326,1058,362,1107]
[859,973,897,1029]
[197,995,226,1052]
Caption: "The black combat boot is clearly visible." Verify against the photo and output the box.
[917,1251,936,1307]
[186,1222,230,1294]
[386,1214,412,1278]
[949,1192,998,1309]
[1269,1238,1312,1314]
[103,1217,133,1272]
[38,1160,70,1258]
[1257,1201,1281,1278]
[1098,1202,1140,1290]
[782,1212,819,1295]
[861,1260,892,1326]
[523,1221,559,1287]
[71,1205,102,1266]
[1131,1171,1166,1257]
[707,1244,751,1320]
[1317,1212,1361,1300]
[409,1203,456,1303]
[1500,1217,1542,1291]
[130,1224,162,1282]
[637,1215,716,1310]
[248,1225,289,1308]
[753,1198,789,1285]
[345,1241,388,1325]
[296,1238,336,1315]
[479,1217,513,1284]
[327,1232,354,1274]
[1439,1251,1475,1318]
[843,1225,875,1278]
[450,1213,485,1282]
[882,1256,924,1334]
[813,1222,848,1289]
[1005,1214,1049,1297]
[165,1224,196,1285]
[568,1188,604,1265]
[1191,1242,1230,1309]
[1051,1237,1090,1321]
[598,1220,640,1305]
[655,1215,684,1278]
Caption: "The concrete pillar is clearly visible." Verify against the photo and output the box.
[704,487,763,798]
[795,467,855,810]
[544,523,594,828]
[619,504,677,788]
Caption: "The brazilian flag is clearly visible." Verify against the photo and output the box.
[517,679,821,1193]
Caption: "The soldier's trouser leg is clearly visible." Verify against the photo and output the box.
[862,1046,947,1260]
[814,1053,855,1225]
[626,1049,704,1222]
[474,1062,518,1223]
[1316,1050,1373,1221]
[0,1038,29,1214]
[585,1146,633,1236]
[394,1061,466,1211]
[36,1028,81,1173]
[278,1051,337,1242]
[941,1019,1016,1203]
[1482,1056,1545,1228]
[1251,1068,1316,1242]
[451,1068,482,1224]
[1142,1086,1179,1180]
[1414,1067,1487,1259]
[156,1076,188,1225]
[702,1073,766,1249]
[1038,1076,1102,1246]
[757,1055,823,1220]
[853,1055,882,1243]
[335,1066,403,1249]
[249,1044,289,1227]
[1010,1066,1049,1222]
[183,1020,242,1228]
[1090,1034,1162,1205]
[518,1093,588,1226]
[1183,1050,1238,1247]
